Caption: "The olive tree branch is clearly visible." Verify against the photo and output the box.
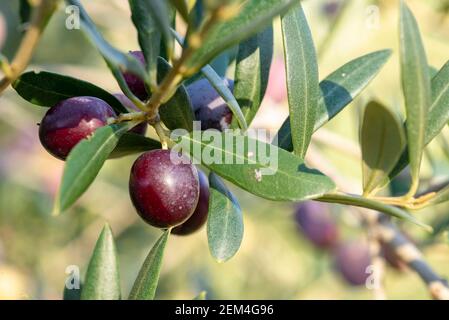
[143,12,218,118]
[0,0,58,95]
[375,216,449,300]
[307,145,449,299]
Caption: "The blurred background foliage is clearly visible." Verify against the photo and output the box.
[0,0,449,299]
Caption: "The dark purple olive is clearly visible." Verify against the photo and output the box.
[122,51,149,101]
[294,201,339,250]
[172,170,210,235]
[129,149,200,228]
[186,78,233,131]
[39,96,116,160]
[334,242,372,286]
[113,93,147,135]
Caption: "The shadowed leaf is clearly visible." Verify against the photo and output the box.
[361,101,405,195]
[207,173,244,262]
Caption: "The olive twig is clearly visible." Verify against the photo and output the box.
[113,111,147,124]
[0,0,59,95]
[307,147,449,300]
[143,4,235,118]
[153,122,170,150]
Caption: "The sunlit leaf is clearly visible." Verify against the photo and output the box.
[177,132,336,201]
[276,50,392,151]
[399,0,431,192]
[129,0,161,88]
[54,123,133,214]
[232,25,273,127]
[129,230,170,300]
[81,224,121,300]
[66,0,148,85]
[185,0,298,72]
[281,3,319,158]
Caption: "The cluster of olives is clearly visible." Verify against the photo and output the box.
[294,202,406,286]
[38,51,233,235]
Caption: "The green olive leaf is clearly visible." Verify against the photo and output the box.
[389,46,449,181]
[276,50,392,151]
[399,0,431,191]
[176,131,336,201]
[169,0,189,22]
[207,172,244,262]
[157,58,195,131]
[129,0,161,88]
[66,0,149,86]
[232,25,273,127]
[281,3,319,158]
[185,0,298,72]
[54,122,133,214]
[201,64,247,130]
[12,71,127,114]
[19,0,31,24]
[111,133,161,158]
[426,61,449,143]
[81,224,121,300]
[129,230,170,300]
[361,101,405,195]
[141,0,174,61]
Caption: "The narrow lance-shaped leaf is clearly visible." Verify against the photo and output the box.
[276,50,392,152]
[12,71,128,114]
[232,25,273,128]
[208,51,231,79]
[426,61,449,142]
[169,0,189,22]
[429,65,439,78]
[176,131,336,201]
[361,101,405,195]
[389,61,449,180]
[159,5,176,62]
[54,122,133,214]
[129,230,170,300]
[281,3,319,158]
[81,224,121,300]
[66,0,148,85]
[157,58,195,131]
[201,65,247,130]
[399,0,431,193]
[144,0,174,60]
[111,133,161,158]
[129,0,161,88]
[19,0,31,24]
[171,28,238,124]
[185,0,298,72]
[207,173,244,262]
[188,0,204,31]
[105,60,145,110]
